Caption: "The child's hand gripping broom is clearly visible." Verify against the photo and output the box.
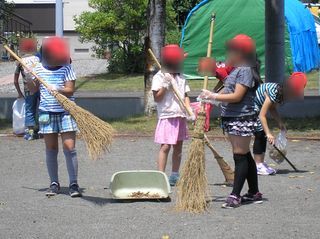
[175,13,216,213]
[148,48,234,185]
[2,44,114,160]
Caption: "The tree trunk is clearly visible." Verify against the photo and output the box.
[144,0,166,116]
[0,0,4,36]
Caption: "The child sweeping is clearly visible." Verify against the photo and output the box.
[253,72,307,175]
[26,37,81,197]
[152,45,191,186]
[199,34,262,208]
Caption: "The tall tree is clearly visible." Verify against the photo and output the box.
[74,0,148,73]
[144,0,166,115]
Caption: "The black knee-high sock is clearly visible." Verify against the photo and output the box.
[231,154,249,197]
[246,152,259,194]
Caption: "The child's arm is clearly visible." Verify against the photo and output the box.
[215,83,248,103]
[259,94,275,145]
[153,88,167,102]
[269,106,286,131]
[184,93,191,108]
[13,69,24,98]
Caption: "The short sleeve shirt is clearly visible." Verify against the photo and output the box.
[15,55,40,92]
[221,67,256,117]
[151,71,190,119]
[254,83,282,113]
[34,64,77,113]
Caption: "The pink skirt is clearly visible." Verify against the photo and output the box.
[154,117,189,145]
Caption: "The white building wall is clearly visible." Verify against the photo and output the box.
[12,0,96,59]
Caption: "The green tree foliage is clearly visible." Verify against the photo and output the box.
[172,0,201,27]
[74,0,181,73]
[74,0,148,73]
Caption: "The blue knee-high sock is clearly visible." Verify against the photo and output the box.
[63,149,78,185]
[46,149,59,183]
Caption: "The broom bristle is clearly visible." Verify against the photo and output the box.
[175,112,210,213]
[55,93,115,160]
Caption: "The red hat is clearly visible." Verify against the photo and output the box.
[288,72,307,96]
[227,34,256,54]
[161,44,184,64]
[19,38,37,53]
[42,37,70,65]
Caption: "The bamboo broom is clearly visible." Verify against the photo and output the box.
[175,13,216,213]
[3,44,114,160]
[148,48,234,184]
[204,135,234,184]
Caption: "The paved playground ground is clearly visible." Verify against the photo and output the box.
[0,136,319,239]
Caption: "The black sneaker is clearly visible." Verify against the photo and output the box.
[241,192,263,204]
[69,183,82,198]
[46,182,60,197]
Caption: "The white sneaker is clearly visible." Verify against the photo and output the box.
[257,163,276,175]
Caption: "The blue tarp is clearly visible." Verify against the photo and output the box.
[285,0,320,72]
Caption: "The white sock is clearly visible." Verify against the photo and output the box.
[171,172,179,177]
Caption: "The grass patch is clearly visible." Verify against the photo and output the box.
[76,73,215,92]
[76,74,144,92]
[109,115,320,137]
[76,71,319,92]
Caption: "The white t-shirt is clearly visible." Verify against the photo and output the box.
[151,71,190,119]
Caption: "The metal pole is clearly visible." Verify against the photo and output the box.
[55,0,63,36]
[265,0,285,83]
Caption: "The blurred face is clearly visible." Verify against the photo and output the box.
[19,38,37,55]
[283,83,304,101]
[41,37,70,67]
[226,48,244,66]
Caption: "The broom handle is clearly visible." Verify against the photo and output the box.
[148,48,193,117]
[273,145,299,172]
[203,13,216,90]
[3,44,49,89]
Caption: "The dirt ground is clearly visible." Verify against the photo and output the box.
[0,136,319,239]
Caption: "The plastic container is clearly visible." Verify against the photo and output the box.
[269,130,287,164]
[110,170,171,200]
[12,98,25,135]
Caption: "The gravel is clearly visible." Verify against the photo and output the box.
[0,137,319,239]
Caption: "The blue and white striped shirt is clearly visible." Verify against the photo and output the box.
[254,83,282,131]
[34,64,76,113]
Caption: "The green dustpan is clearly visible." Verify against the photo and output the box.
[110,170,171,200]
